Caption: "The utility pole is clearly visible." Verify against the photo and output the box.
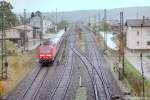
[98,12,101,25]
[88,16,91,26]
[1,12,4,79]
[141,16,145,99]
[94,15,96,33]
[23,9,26,51]
[136,7,139,19]
[104,9,107,50]
[56,8,58,32]
[94,15,96,27]
[3,14,8,79]
[140,53,145,99]
[1,2,8,79]
[119,12,125,77]
[40,13,43,45]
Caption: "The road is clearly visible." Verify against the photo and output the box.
[6,24,122,100]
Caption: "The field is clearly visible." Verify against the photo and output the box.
[0,50,36,96]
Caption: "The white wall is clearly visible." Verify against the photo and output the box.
[30,16,41,28]
[30,16,52,35]
[127,27,150,50]
[43,20,52,34]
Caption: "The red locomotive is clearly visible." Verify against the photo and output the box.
[37,30,64,64]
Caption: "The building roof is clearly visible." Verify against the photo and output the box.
[0,25,33,39]
[125,19,150,27]
[12,25,33,31]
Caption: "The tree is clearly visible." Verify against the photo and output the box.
[0,1,18,28]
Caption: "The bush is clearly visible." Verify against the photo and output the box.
[124,58,150,96]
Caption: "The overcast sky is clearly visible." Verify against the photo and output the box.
[5,0,150,12]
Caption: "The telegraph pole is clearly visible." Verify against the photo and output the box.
[104,9,107,50]
[88,16,91,26]
[1,12,4,79]
[40,12,43,45]
[94,15,96,33]
[136,7,139,19]
[23,9,26,51]
[3,14,8,79]
[1,2,8,79]
[98,12,101,25]
[56,8,58,32]
[94,15,96,27]
[120,12,125,76]
[141,16,145,99]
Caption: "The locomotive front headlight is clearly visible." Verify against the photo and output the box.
[47,54,51,57]
[40,55,45,57]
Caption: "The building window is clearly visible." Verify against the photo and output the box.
[137,31,139,35]
[147,41,150,45]
[137,41,139,45]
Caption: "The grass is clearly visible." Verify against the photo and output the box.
[0,40,37,96]
[0,51,36,96]
[75,87,87,100]
[76,28,85,52]
[93,31,150,97]
[124,58,150,97]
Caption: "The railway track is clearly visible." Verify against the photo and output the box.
[22,67,49,100]
[72,47,97,99]
[6,24,121,100]
[6,25,74,100]
[49,50,73,100]
[7,64,42,100]
[87,34,112,99]
[71,47,111,100]
[81,25,122,99]
[74,25,112,100]
[49,25,74,100]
